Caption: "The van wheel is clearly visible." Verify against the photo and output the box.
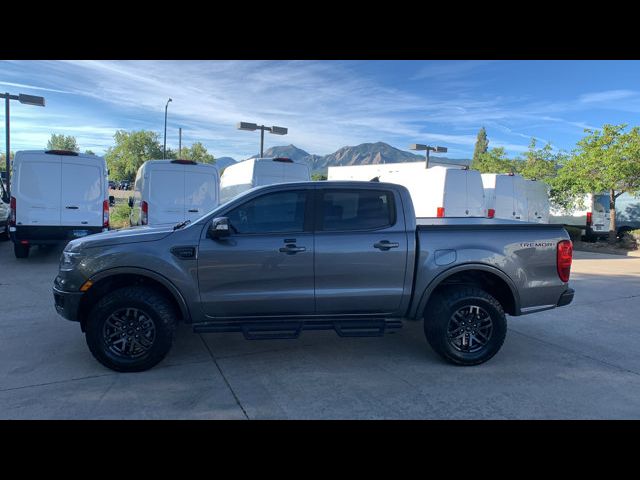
[85,286,177,372]
[14,242,30,258]
[424,286,507,366]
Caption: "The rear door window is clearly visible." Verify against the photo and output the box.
[320,189,395,231]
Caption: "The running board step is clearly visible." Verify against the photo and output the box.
[192,318,403,340]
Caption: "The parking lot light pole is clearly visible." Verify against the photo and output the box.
[409,143,448,169]
[163,98,172,160]
[237,122,288,158]
[1,93,45,197]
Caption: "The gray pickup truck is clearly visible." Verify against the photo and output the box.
[53,181,574,372]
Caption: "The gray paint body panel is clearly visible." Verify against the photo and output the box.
[54,181,572,326]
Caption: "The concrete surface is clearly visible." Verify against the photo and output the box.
[1,243,640,419]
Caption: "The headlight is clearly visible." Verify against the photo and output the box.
[60,251,84,271]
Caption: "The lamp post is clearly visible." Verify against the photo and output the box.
[236,122,288,158]
[163,98,172,160]
[409,143,448,169]
[1,93,46,197]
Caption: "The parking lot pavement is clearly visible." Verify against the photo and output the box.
[1,242,640,419]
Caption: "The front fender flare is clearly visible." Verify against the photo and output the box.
[88,266,192,323]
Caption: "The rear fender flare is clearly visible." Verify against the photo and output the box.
[411,263,521,319]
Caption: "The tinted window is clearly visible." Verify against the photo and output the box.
[227,190,307,234]
[321,189,394,231]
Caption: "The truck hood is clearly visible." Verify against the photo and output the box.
[66,226,174,251]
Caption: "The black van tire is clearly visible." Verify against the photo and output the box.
[424,286,507,366]
[14,242,30,258]
[85,286,177,372]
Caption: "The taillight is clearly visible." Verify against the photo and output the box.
[488,208,495,219]
[9,196,16,226]
[557,240,573,283]
[141,200,148,225]
[586,211,592,226]
[437,207,445,218]
[103,200,109,228]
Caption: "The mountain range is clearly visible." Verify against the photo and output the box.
[217,142,470,174]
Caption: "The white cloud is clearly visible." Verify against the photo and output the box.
[579,89,637,104]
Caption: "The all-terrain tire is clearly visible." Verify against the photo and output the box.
[85,286,177,372]
[424,286,507,366]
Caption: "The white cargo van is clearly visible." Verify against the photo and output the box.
[129,159,220,227]
[0,179,9,240]
[219,157,310,204]
[481,173,528,221]
[549,193,610,240]
[379,166,486,218]
[9,150,109,258]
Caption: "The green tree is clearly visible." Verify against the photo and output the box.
[0,151,15,172]
[85,149,95,155]
[472,127,489,165]
[554,124,640,243]
[47,134,79,152]
[311,173,327,181]
[104,130,164,181]
[516,139,562,181]
[471,147,516,174]
[178,142,215,164]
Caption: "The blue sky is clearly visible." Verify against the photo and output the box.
[2,60,640,160]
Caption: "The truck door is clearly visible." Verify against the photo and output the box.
[198,188,315,318]
[314,187,408,315]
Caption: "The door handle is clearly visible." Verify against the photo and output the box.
[188,209,199,213]
[374,240,399,250]
[279,245,306,254]
[65,206,79,209]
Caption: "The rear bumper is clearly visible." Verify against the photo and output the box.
[53,285,84,322]
[557,288,575,307]
[11,225,104,244]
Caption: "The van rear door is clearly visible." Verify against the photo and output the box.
[60,158,104,227]
[184,167,218,222]
[443,169,467,216]
[149,165,185,225]
[16,153,62,226]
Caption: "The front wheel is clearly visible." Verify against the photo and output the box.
[424,286,507,366]
[85,286,177,372]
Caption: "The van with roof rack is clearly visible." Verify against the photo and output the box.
[129,159,220,227]
[9,150,109,258]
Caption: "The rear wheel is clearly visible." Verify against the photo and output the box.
[0,224,9,241]
[424,286,507,366]
[14,242,30,258]
[85,286,177,372]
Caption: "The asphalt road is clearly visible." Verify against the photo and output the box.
[1,240,639,419]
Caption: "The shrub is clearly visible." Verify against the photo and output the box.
[110,202,131,230]
[564,226,583,242]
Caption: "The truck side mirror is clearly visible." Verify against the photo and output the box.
[109,195,115,206]
[128,197,134,208]
[208,217,231,239]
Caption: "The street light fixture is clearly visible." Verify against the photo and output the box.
[237,122,288,158]
[409,143,448,169]
[1,92,46,197]
[163,98,172,160]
